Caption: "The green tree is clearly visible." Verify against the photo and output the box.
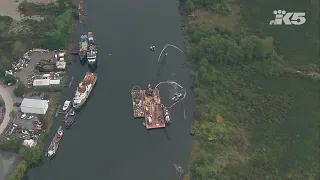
[19,146,43,165]
[0,139,21,151]
[183,0,195,14]
[4,74,17,85]
[12,41,27,58]
[8,160,28,180]
[14,82,28,97]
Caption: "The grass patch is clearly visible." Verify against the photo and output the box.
[0,16,13,32]
[181,0,320,179]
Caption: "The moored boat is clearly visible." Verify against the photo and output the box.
[73,72,97,109]
[65,108,76,129]
[36,64,57,72]
[79,34,88,61]
[62,100,71,111]
[87,32,97,65]
[46,126,63,159]
[54,128,63,143]
[164,107,171,124]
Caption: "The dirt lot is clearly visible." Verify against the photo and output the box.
[0,0,57,21]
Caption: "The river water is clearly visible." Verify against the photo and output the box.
[25,0,194,179]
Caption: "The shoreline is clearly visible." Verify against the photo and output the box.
[1,0,74,179]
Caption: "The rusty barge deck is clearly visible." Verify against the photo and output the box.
[142,88,165,129]
[131,87,144,118]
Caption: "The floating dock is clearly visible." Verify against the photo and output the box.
[142,88,165,129]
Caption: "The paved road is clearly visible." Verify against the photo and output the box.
[25,0,194,179]
[0,85,14,135]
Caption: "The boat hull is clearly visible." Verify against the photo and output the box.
[87,59,96,65]
[46,126,62,159]
[65,114,76,129]
[79,54,87,61]
[73,76,97,109]
[73,86,91,109]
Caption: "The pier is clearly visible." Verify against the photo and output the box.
[78,0,85,24]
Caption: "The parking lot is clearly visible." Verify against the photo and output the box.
[5,112,42,140]
[23,91,44,99]
[15,51,55,87]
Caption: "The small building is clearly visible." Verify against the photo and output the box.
[33,79,61,86]
[20,98,49,114]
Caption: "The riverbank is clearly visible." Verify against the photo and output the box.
[0,0,74,179]
[181,0,319,179]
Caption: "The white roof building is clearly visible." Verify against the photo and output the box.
[20,98,49,114]
[33,79,61,86]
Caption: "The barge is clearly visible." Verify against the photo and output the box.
[142,87,165,129]
[131,86,144,118]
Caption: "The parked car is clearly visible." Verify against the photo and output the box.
[21,113,27,119]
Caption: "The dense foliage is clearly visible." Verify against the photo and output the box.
[4,74,17,85]
[13,82,28,97]
[8,160,28,180]
[2,1,72,179]
[0,0,73,76]
[0,139,21,151]
[40,10,73,49]
[181,0,319,179]
[0,16,13,32]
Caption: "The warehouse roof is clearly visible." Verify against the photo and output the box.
[21,98,48,109]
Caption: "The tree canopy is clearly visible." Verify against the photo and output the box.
[181,0,319,179]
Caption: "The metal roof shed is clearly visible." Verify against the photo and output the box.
[20,98,49,114]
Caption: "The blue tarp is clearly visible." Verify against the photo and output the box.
[80,35,88,41]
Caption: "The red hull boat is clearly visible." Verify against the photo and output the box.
[54,129,64,143]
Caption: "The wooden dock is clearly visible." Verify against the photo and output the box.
[78,0,85,24]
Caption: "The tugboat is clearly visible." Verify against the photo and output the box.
[62,100,71,111]
[87,32,97,65]
[54,128,63,143]
[65,108,76,129]
[46,126,63,159]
